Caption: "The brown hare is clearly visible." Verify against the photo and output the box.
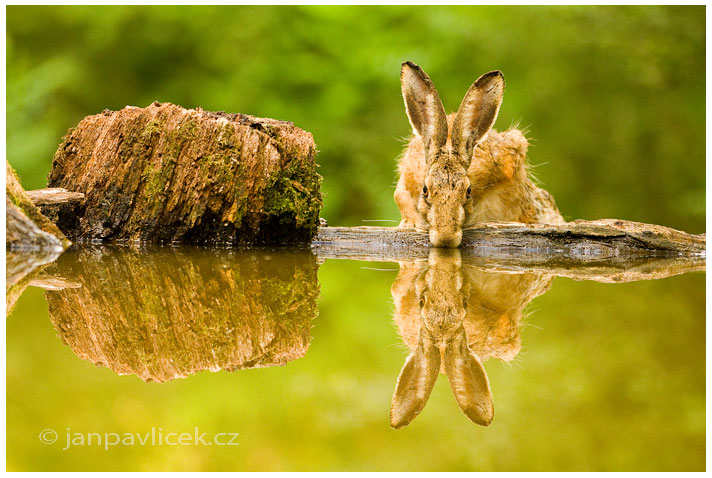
[389,248,554,428]
[395,61,564,247]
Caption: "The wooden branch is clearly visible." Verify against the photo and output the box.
[28,276,82,290]
[26,188,84,205]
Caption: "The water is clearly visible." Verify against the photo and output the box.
[6,245,705,471]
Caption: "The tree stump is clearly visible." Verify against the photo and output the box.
[45,102,323,245]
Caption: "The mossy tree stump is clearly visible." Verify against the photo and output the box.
[46,102,322,244]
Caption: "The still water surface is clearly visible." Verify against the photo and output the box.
[6,245,705,471]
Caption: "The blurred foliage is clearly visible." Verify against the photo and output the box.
[7,5,705,232]
[7,257,705,471]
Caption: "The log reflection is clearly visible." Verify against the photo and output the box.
[390,248,553,428]
[6,249,63,316]
[43,247,320,382]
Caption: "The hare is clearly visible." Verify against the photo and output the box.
[395,61,564,247]
[390,248,554,428]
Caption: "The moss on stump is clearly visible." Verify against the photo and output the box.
[46,102,322,244]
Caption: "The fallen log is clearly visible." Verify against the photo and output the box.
[314,220,705,258]
[45,102,322,245]
[313,220,705,281]
[6,161,68,251]
[6,166,68,311]
[6,200,63,252]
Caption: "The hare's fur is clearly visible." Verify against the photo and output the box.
[395,62,563,247]
[396,117,563,226]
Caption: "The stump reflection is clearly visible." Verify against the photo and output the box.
[44,247,320,382]
[390,248,553,428]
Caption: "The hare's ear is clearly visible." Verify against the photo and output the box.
[390,329,441,429]
[401,61,448,154]
[443,326,494,426]
[451,71,504,164]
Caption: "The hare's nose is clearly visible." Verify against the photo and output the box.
[429,230,462,248]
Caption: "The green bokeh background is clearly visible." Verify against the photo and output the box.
[6,5,706,232]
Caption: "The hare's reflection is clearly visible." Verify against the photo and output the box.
[390,248,553,428]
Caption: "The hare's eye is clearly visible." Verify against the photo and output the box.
[466,186,472,198]
[422,185,428,197]
[462,298,468,309]
[419,298,425,308]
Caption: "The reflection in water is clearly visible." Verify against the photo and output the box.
[6,249,63,315]
[8,242,703,431]
[390,248,553,428]
[42,247,320,382]
[6,243,705,471]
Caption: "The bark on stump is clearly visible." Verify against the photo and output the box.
[46,102,322,244]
